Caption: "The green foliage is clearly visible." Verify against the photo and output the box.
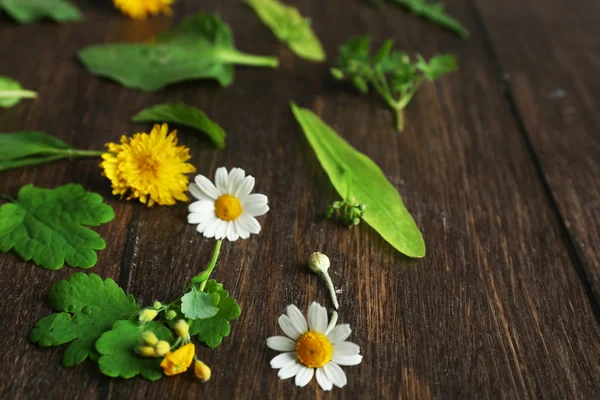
[29,273,140,366]
[132,103,226,149]
[0,184,115,269]
[78,13,279,92]
[331,36,456,131]
[190,280,241,348]
[96,320,173,381]
[326,199,366,228]
[181,286,220,320]
[0,76,37,108]
[290,103,425,258]
[0,0,81,23]
[245,0,325,62]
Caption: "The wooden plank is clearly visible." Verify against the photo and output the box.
[473,0,600,302]
[0,0,599,398]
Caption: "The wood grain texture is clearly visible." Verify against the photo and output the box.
[0,0,599,399]
[473,0,600,306]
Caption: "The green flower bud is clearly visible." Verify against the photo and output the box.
[153,301,162,310]
[165,310,177,320]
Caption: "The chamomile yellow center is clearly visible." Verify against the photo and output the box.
[215,195,243,221]
[295,331,333,368]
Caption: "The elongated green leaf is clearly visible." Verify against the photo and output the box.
[245,0,325,62]
[0,76,37,108]
[388,0,468,39]
[0,0,82,24]
[290,103,425,258]
[132,103,226,149]
[78,13,278,92]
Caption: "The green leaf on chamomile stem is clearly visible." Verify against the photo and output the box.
[384,0,468,39]
[245,0,325,62]
[0,76,37,108]
[190,280,241,348]
[181,286,220,320]
[0,0,82,24]
[78,13,279,92]
[290,103,425,258]
[132,103,226,149]
[29,273,140,367]
[0,184,115,269]
[96,320,173,381]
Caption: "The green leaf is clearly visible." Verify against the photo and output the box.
[29,273,140,366]
[0,76,37,108]
[96,320,172,381]
[245,0,325,62]
[132,103,226,149]
[0,132,73,172]
[181,286,220,320]
[388,0,468,39]
[78,13,278,92]
[0,0,82,24]
[190,280,241,348]
[416,53,457,80]
[0,184,115,269]
[290,103,425,258]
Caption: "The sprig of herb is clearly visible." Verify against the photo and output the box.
[331,36,456,131]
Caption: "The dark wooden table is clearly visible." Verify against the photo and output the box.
[1,0,599,398]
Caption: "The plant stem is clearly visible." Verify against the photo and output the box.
[199,240,223,291]
[0,90,37,99]
[218,49,279,68]
[394,107,404,132]
[63,149,105,157]
[322,271,339,309]
[325,311,338,334]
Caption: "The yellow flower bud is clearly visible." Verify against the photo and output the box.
[309,252,330,274]
[139,309,158,322]
[194,360,211,382]
[174,319,190,338]
[140,331,158,346]
[155,340,171,357]
[135,345,156,358]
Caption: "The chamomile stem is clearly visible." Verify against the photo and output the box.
[198,239,223,291]
[322,271,339,309]
[325,311,338,334]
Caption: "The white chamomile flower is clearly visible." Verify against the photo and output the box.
[266,302,362,391]
[187,167,269,241]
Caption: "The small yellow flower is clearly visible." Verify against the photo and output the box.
[101,123,196,207]
[193,360,211,382]
[160,343,195,376]
[113,0,173,20]
[139,309,158,322]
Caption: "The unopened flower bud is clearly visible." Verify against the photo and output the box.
[154,340,171,356]
[174,319,190,339]
[153,301,162,310]
[194,360,211,382]
[309,252,330,274]
[140,331,158,347]
[165,310,177,320]
[135,345,156,358]
[139,309,158,322]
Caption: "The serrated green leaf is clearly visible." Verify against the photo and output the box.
[29,273,140,367]
[388,0,468,39]
[245,0,325,62]
[0,132,75,172]
[290,103,425,258]
[416,53,457,80]
[0,184,115,269]
[0,76,37,108]
[190,282,241,348]
[96,320,172,381]
[78,13,278,92]
[0,0,82,24]
[181,286,220,320]
[132,103,226,149]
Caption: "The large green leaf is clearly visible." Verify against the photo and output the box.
[78,13,278,92]
[0,0,81,23]
[0,76,37,108]
[290,103,425,258]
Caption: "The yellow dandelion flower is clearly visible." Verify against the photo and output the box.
[160,343,195,376]
[100,123,196,207]
[113,0,173,20]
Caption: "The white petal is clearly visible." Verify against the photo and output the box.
[237,214,261,234]
[234,220,250,239]
[203,218,224,238]
[188,183,210,201]
[243,201,269,217]
[333,342,360,356]
[327,324,352,344]
[278,314,303,340]
[194,175,220,200]
[226,222,239,241]
[189,200,214,213]
[187,211,214,225]
[307,302,328,333]
[316,368,333,391]
[227,168,245,194]
[286,305,308,334]
[214,220,228,240]
[323,362,347,388]
[234,176,255,198]
[269,351,297,368]
[196,216,217,233]
[266,336,296,352]
[294,367,314,388]
[214,167,229,194]
[278,361,303,379]
[332,354,363,366]
[241,194,269,217]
